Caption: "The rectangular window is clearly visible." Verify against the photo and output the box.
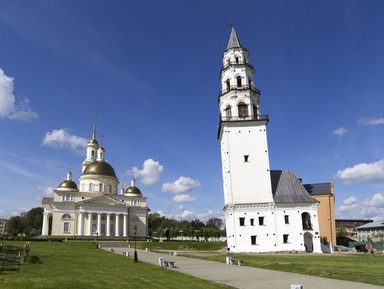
[284,215,289,224]
[239,217,245,226]
[244,155,249,162]
[63,222,70,233]
[258,216,264,226]
[250,218,254,226]
[283,234,289,244]
[251,235,257,245]
[63,194,73,201]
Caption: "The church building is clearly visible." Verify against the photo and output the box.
[218,27,322,253]
[41,119,148,238]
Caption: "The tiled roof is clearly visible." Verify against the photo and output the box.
[303,183,331,195]
[271,170,319,203]
[42,197,53,204]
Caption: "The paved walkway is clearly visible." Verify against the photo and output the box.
[103,246,384,289]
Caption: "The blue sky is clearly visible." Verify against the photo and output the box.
[1,0,384,222]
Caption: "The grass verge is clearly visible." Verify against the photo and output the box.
[0,241,232,289]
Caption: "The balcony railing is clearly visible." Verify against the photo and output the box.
[221,60,254,71]
[219,85,260,98]
[220,115,269,122]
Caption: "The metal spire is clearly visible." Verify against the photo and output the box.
[92,113,97,140]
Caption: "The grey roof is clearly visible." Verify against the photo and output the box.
[271,170,319,203]
[303,183,331,195]
[356,221,384,230]
[227,27,244,49]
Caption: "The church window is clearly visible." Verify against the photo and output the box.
[283,234,289,243]
[235,56,239,64]
[92,214,97,220]
[225,106,232,120]
[302,212,312,230]
[81,183,86,192]
[89,183,94,191]
[239,217,245,226]
[63,195,74,202]
[62,214,72,219]
[250,218,254,226]
[225,79,230,92]
[237,76,242,87]
[108,185,112,193]
[248,77,252,86]
[251,235,257,245]
[258,216,264,226]
[99,183,104,192]
[63,222,70,233]
[244,155,249,162]
[284,215,289,224]
[91,150,95,158]
[253,105,258,118]
[238,102,248,117]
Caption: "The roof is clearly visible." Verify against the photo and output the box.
[77,195,128,207]
[227,27,244,49]
[303,183,331,195]
[271,170,319,203]
[42,197,53,205]
[357,221,384,230]
[82,160,117,179]
[57,179,79,191]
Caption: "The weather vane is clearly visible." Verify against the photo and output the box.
[229,20,235,29]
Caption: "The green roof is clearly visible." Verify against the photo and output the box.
[83,161,117,178]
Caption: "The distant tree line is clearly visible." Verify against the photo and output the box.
[148,213,225,240]
[3,207,44,239]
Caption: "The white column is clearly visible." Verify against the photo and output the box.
[42,213,49,236]
[97,213,101,236]
[106,214,111,237]
[77,212,83,236]
[115,214,120,237]
[87,213,93,236]
[123,214,127,237]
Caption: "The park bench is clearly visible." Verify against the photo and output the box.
[227,257,243,266]
[0,255,21,273]
[158,257,176,268]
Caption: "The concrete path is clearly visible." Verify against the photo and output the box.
[103,246,384,289]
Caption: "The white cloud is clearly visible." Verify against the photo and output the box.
[361,206,384,219]
[38,186,54,197]
[162,176,201,194]
[338,196,359,213]
[358,117,384,125]
[362,193,384,207]
[0,68,38,121]
[333,127,348,136]
[131,159,164,185]
[43,128,87,154]
[335,159,384,185]
[173,194,196,203]
[180,210,195,220]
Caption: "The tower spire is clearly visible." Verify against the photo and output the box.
[227,24,244,50]
[92,113,97,141]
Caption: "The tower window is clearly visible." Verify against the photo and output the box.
[258,216,264,226]
[251,235,257,245]
[284,215,289,224]
[99,183,104,192]
[239,217,245,226]
[226,79,230,91]
[253,105,258,118]
[235,56,239,64]
[89,183,94,192]
[237,76,242,87]
[238,102,248,117]
[91,150,95,158]
[225,106,232,120]
[250,218,254,226]
[244,155,249,162]
[283,234,289,244]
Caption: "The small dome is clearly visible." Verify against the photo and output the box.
[58,180,79,191]
[88,138,99,145]
[83,160,117,178]
[124,186,142,196]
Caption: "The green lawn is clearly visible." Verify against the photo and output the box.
[0,242,232,289]
[201,252,384,286]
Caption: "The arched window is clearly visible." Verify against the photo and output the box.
[99,183,104,192]
[89,183,94,192]
[235,56,239,63]
[108,185,112,193]
[225,106,232,120]
[91,150,95,158]
[62,214,72,219]
[253,105,258,119]
[225,79,230,92]
[302,212,312,230]
[237,76,242,87]
[238,102,248,117]
[81,183,86,192]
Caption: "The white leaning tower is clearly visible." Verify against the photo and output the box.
[218,26,322,253]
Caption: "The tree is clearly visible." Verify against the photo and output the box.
[206,218,223,230]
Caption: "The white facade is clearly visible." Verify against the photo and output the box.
[42,119,148,238]
[218,27,321,253]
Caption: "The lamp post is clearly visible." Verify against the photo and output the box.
[133,225,138,262]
